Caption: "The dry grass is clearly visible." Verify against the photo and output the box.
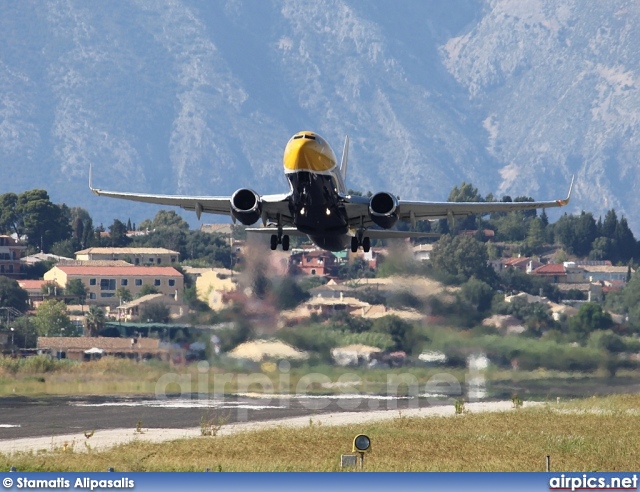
[3,398,640,471]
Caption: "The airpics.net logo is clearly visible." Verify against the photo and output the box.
[150,360,487,420]
[549,474,638,491]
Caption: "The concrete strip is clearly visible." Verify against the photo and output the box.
[1,400,540,455]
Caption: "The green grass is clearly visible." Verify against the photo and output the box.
[3,396,640,471]
[2,355,640,399]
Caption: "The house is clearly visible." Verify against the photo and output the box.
[43,265,184,306]
[581,265,633,283]
[289,250,340,277]
[37,336,169,362]
[412,244,433,262]
[331,344,382,366]
[503,256,544,273]
[350,248,383,270]
[21,252,73,267]
[74,247,179,266]
[529,263,568,283]
[200,224,234,236]
[17,279,49,306]
[194,268,238,309]
[0,235,27,278]
[115,294,186,322]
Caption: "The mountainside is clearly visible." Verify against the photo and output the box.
[1,1,639,232]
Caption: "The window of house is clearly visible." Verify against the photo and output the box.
[168,279,175,287]
[100,293,115,298]
[134,258,140,265]
[157,258,161,264]
[154,279,161,286]
[89,278,96,286]
[100,279,116,291]
[0,265,3,273]
[8,265,13,273]
[121,279,128,286]
[135,279,142,286]
[171,256,176,263]
[89,293,96,299]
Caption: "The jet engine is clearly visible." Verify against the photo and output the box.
[369,192,399,229]
[230,188,262,225]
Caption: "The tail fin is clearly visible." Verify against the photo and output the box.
[340,135,349,182]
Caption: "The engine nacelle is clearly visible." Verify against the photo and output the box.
[369,192,399,229]
[230,188,262,225]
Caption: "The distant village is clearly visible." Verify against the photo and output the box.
[0,220,635,369]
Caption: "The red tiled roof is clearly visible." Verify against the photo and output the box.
[53,266,182,277]
[532,264,565,274]
[18,280,47,290]
[504,257,531,267]
[303,250,334,258]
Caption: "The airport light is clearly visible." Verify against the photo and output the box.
[352,434,371,453]
[353,434,371,469]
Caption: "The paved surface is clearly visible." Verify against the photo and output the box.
[0,397,534,455]
[0,393,447,441]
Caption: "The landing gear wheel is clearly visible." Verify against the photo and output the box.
[270,234,278,251]
[350,236,359,253]
[362,237,371,253]
[282,235,290,251]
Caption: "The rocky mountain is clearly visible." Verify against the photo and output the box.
[1,1,639,232]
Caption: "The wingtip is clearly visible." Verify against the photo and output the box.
[89,163,99,195]
[557,175,574,206]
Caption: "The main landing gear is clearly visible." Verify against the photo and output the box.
[350,235,370,253]
[270,213,289,251]
[271,233,290,251]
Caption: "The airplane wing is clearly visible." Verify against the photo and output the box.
[89,169,292,223]
[245,226,308,237]
[360,230,440,239]
[345,176,574,228]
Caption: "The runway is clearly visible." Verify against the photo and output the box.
[0,393,438,441]
[0,393,532,455]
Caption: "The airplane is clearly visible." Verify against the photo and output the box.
[90,131,574,253]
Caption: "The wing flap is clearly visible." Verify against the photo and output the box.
[359,229,440,239]
[245,226,307,237]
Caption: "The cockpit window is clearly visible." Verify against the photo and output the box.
[303,135,316,140]
[293,135,303,139]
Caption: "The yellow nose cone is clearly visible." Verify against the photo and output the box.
[283,133,336,173]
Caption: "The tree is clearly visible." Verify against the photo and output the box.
[33,299,73,337]
[12,316,38,348]
[430,234,495,284]
[273,278,310,310]
[0,192,18,234]
[526,217,546,252]
[50,239,76,258]
[116,287,133,304]
[84,305,106,337]
[448,182,483,231]
[141,303,170,323]
[371,315,417,354]
[460,277,495,312]
[66,279,88,305]
[0,276,29,313]
[150,210,190,230]
[15,189,71,251]
[108,219,130,247]
[568,303,613,342]
[138,284,160,297]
